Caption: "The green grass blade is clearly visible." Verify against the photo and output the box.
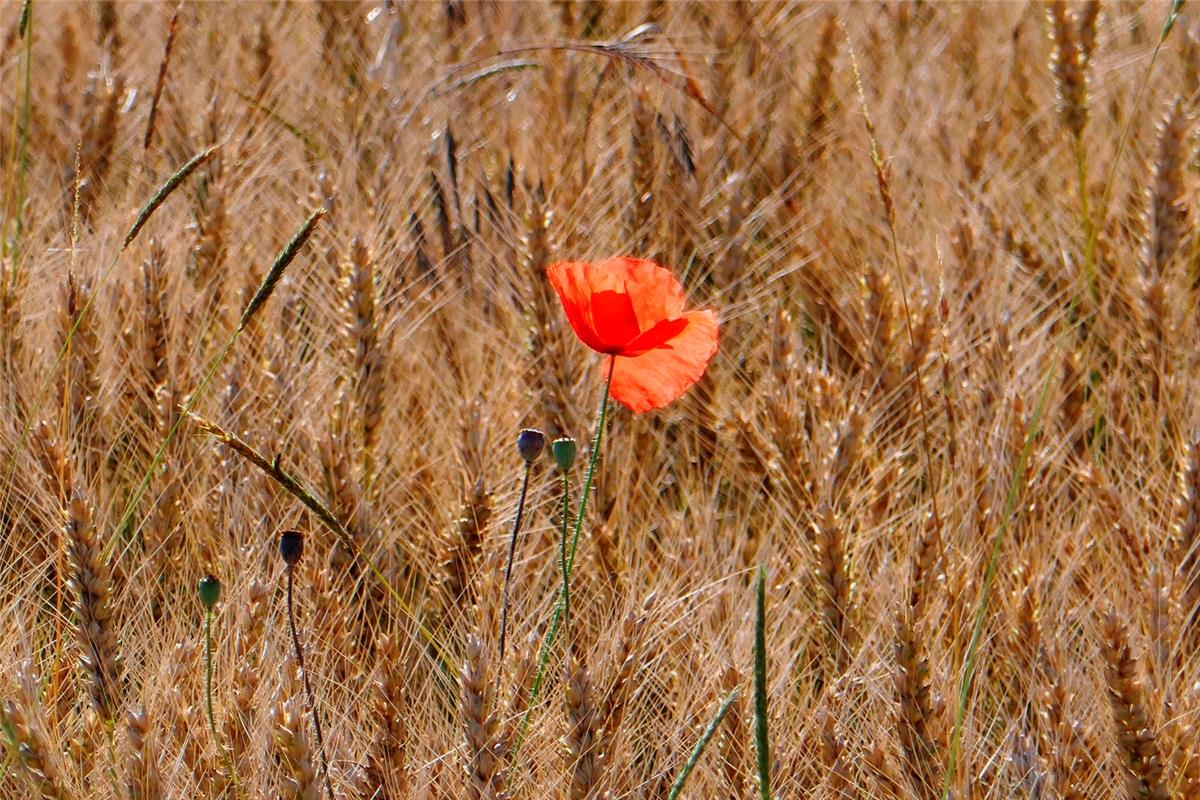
[185,412,454,681]
[0,145,213,566]
[238,204,326,329]
[123,144,218,250]
[754,565,770,800]
[442,59,541,93]
[234,90,323,160]
[667,688,741,800]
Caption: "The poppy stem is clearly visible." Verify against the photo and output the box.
[559,469,572,638]
[285,564,336,800]
[497,461,533,666]
[513,356,615,757]
[566,356,615,574]
[203,607,244,800]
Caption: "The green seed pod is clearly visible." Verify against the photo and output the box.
[197,574,222,609]
[552,437,577,471]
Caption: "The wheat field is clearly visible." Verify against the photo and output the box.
[1,0,1199,798]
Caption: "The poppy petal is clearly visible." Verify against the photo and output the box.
[546,261,619,353]
[623,316,688,356]
[596,256,686,333]
[588,290,642,350]
[609,309,719,413]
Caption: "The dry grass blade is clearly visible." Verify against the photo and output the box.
[142,5,180,150]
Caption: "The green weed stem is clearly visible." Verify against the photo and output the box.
[12,0,32,259]
[1073,133,1097,300]
[109,203,323,557]
[0,147,214,572]
[942,5,1185,797]
[185,411,453,678]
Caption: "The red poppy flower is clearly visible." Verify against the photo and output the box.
[547,257,719,413]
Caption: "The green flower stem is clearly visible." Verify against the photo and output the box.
[566,355,615,574]
[203,609,243,800]
[514,356,615,756]
[559,470,572,638]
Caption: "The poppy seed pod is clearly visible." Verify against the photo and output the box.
[197,574,221,609]
[279,529,304,566]
[517,428,546,463]
[552,437,577,471]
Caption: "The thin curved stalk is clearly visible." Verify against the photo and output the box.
[498,462,533,665]
[285,566,335,800]
[753,566,770,800]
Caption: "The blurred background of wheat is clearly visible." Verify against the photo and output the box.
[2,0,1200,798]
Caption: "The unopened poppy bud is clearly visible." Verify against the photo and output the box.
[517,428,545,463]
[552,437,577,471]
[197,574,221,609]
[279,529,304,566]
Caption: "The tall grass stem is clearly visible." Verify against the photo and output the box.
[1073,133,1097,299]
[941,5,1186,798]
[186,412,453,678]
[12,0,32,258]
[109,204,323,558]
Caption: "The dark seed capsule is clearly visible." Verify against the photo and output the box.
[197,574,222,609]
[517,428,545,463]
[279,529,304,566]
[552,437,577,471]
